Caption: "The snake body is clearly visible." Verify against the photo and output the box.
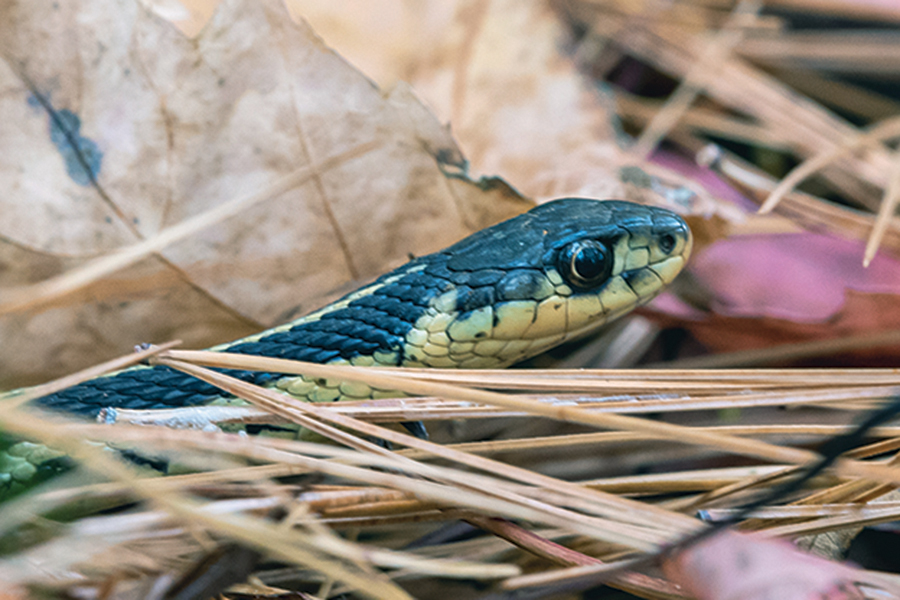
[5,198,691,485]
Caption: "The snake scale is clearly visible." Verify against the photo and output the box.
[2,198,692,487]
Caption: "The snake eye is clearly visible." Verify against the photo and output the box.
[558,240,612,288]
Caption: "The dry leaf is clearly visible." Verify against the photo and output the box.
[645,153,900,360]
[690,234,900,323]
[0,0,529,387]
[283,0,745,237]
[655,226,900,359]
[284,0,632,201]
[170,2,734,239]
[663,531,869,600]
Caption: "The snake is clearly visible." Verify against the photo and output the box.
[1,198,692,488]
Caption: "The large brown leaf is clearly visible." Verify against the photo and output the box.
[0,0,529,387]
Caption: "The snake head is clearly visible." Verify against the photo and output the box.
[404,198,693,368]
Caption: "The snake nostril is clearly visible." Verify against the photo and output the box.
[659,233,677,255]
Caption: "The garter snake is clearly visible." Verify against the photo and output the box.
[2,198,692,485]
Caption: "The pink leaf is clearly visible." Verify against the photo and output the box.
[663,532,868,600]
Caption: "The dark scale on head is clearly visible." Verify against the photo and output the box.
[455,285,495,313]
[497,270,547,301]
[621,267,662,298]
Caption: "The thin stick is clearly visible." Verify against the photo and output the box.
[758,115,900,214]
[865,149,900,266]
[630,1,759,160]
[159,350,900,484]
[156,356,696,543]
